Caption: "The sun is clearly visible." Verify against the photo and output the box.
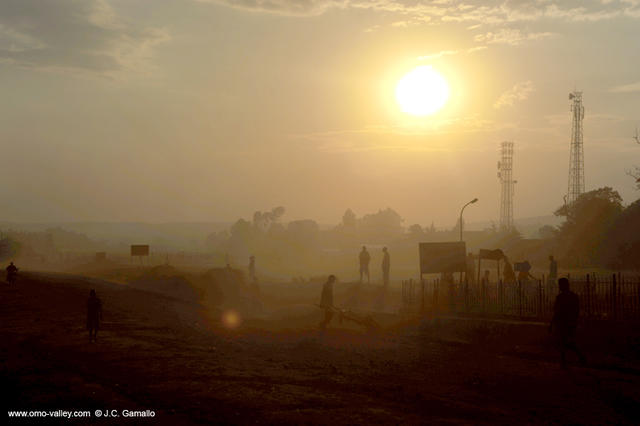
[395,66,450,116]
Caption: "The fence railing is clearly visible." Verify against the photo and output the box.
[401,274,640,321]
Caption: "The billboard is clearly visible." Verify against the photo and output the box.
[130,245,150,257]
[419,242,466,274]
[478,248,504,261]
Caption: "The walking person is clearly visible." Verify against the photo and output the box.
[359,246,370,284]
[87,289,103,343]
[319,275,336,332]
[381,247,390,288]
[6,261,18,284]
[549,278,586,368]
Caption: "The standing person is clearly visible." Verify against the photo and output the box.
[548,255,558,284]
[319,275,336,331]
[549,278,586,368]
[87,289,103,343]
[6,261,18,284]
[502,256,516,284]
[381,247,390,288]
[248,255,256,283]
[359,246,370,284]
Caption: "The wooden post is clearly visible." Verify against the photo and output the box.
[586,273,591,319]
[537,279,543,319]
[481,275,486,313]
[464,275,469,313]
[518,280,523,318]
[421,278,425,315]
[612,273,617,321]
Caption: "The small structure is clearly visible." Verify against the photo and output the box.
[130,245,150,264]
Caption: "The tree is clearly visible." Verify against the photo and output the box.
[252,206,285,232]
[408,224,424,239]
[626,128,640,190]
[358,208,404,241]
[538,225,557,240]
[603,198,640,270]
[554,187,623,266]
[230,219,252,240]
[342,209,357,229]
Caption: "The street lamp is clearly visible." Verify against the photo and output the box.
[459,198,478,242]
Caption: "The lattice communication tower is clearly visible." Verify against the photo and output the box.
[498,142,516,231]
[567,91,585,204]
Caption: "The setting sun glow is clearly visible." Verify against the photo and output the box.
[395,66,450,116]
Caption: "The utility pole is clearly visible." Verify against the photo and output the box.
[459,198,478,242]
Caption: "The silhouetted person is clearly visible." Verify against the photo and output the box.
[359,246,370,284]
[319,275,336,331]
[550,278,585,368]
[517,260,536,283]
[6,262,18,284]
[502,256,516,283]
[481,270,490,285]
[548,255,558,284]
[87,289,103,343]
[381,247,390,287]
[248,255,256,283]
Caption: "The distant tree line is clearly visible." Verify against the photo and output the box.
[548,187,640,270]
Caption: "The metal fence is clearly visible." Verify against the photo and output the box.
[401,274,640,321]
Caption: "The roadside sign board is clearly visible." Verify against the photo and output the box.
[419,242,466,274]
[130,245,150,257]
[478,248,504,261]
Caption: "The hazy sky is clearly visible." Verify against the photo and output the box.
[1,0,639,227]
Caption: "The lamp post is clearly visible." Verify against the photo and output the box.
[459,198,478,242]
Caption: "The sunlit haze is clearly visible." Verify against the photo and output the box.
[1,0,639,227]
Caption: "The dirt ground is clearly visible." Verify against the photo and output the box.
[1,272,639,425]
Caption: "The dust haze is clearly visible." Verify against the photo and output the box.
[2,0,640,424]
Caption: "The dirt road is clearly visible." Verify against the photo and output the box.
[1,272,638,424]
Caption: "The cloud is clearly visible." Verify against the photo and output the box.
[494,80,534,109]
[197,0,345,16]
[417,50,459,61]
[610,81,640,93]
[289,115,514,153]
[474,28,555,45]
[0,0,169,77]
[204,0,640,25]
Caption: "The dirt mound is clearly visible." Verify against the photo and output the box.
[128,265,202,303]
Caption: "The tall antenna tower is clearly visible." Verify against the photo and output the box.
[567,91,585,204]
[498,142,516,231]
